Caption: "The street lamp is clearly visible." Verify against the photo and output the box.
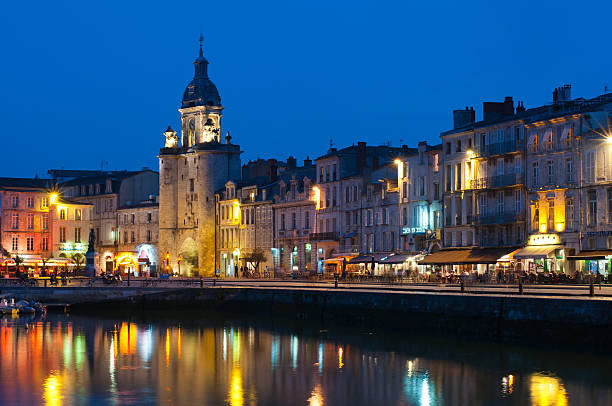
[177,255,182,277]
[165,251,170,274]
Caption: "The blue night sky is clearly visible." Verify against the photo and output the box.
[1,0,611,178]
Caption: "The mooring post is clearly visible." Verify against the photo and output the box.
[518,281,523,295]
[460,281,465,293]
[589,283,595,297]
[213,278,216,287]
[199,277,203,288]
[334,274,338,288]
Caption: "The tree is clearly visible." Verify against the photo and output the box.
[72,253,84,272]
[13,255,23,278]
[245,249,267,273]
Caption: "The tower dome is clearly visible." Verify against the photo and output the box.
[181,37,221,108]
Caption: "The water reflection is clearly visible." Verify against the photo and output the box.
[0,315,610,405]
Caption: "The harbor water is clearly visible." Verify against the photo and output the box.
[0,313,610,405]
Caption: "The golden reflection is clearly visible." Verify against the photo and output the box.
[177,326,181,359]
[502,374,514,395]
[308,384,324,406]
[119,323,137,355]
[530,373,568,406]
[229,366,244,406]
[338,347,344,369]
[43,373,62,406]
[165,328,170,366]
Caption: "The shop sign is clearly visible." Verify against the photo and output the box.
[402,227,426,235]
[528,233,561,246]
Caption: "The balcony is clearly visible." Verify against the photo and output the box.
[309,232,339,241]
[478,141,524,157]
[475,211,525,225]
[470,173,523,190]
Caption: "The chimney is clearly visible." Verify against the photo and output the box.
[269,163,278,183]
[483,97,514,121]
[357,142,367,173]
[453,106,475,128]
[516,101,526,114]
[286,156,297,170]
[553,84,571,103]
[303,156,312,167]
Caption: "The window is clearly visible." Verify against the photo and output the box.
[455,163,462,190]
[332,164,337,181]
[433,183,439,201]
[586,151,595,183]
[292,212,297,229]
[319,167,324,183]
[42,236,48,251]
[326,165,330,182]
[59,227,66,243]
[11,214,18,229]
[25,237,33,251]
[547,161,554,185]
[27,214,34,230]
[532,203,539,231]
[96,228,100,243]
[566,158,573,183]
[11,236,18,251]
[27,197,34,208]
[345,187,350,203]
[59,209,66,220]
[147,213,152,223]
[11,195,18,208]
[190,179,194,192]
[532,162,539,186]
[305,211,310,229]
[479,194,487,216]
[402,207,408,225]
[419,177,425,196]
[75,227,81,243]
[41,197,49,209]
[497,191,504,215]
[446,166,452,191]
[445,142,451,155]
[514,190,521,212]
[123,231,128,244]
[42,214,48,230]
[455,140,461,153]
[588,190,597,226]
[131,231,135,243]
[281,214,286,230]
[547,199,555,231]
[74,209,82,221]
[147,230,152,242]
[131,214,135,224]
[433,154,439,172]
[566,198,574,230]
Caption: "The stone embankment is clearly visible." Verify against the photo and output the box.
[3,286,611,346]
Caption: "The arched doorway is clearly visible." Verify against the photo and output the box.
[179,237,198,276]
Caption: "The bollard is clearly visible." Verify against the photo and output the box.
[44,279,47,288]
[200,277,203,288]
[460,281,465,293]
[589,283,595,297]
[334,278,338,288]
[213,278,216,287]
[518,282,523,295]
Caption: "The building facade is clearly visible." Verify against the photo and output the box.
[116,201,159,277]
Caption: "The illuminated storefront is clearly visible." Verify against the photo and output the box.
[513,234,565,273]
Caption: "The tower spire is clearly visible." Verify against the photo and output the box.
[199,33,204,57]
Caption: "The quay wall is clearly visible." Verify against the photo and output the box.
[3,286,611,346]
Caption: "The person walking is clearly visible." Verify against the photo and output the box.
[234,264,238,278]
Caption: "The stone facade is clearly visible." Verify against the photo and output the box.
[116,202,159,276]
[398,142,442,253]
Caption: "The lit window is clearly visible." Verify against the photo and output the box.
[26,237,34,251]
[59,227,66,243]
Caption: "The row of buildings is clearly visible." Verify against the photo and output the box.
[2,41,612,279]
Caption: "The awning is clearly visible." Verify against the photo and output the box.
[342,232,357,239]
[419,247,518,265]
[379,254,411,264]
[567,250,612,261]
[513,245,561,259]
[348,253,388,264]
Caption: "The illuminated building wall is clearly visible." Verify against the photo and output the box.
[49,198,93,258]
[398,141,442,253]
[0,178,54,261]
[116,202,159,275]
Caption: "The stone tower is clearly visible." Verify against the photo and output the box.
[158,37,241,276]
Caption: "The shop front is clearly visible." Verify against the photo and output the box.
[567,250,612,279]
[513,234,565,274]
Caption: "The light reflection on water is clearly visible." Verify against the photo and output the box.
[0,314,610,405]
